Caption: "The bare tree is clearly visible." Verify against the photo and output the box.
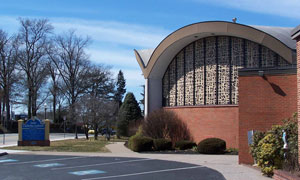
[16,18,53,118]
[86,65,115,139]
[75,96,90,139]
[48,30,90,139]
[0,29,19,126]
[47,61,60,122]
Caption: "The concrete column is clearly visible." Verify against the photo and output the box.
[147,78,162,114]
[18,120,23,141]
[144,78,149,116]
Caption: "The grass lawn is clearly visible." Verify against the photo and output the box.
[3,138,110,152]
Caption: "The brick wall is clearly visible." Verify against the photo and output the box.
[238,74,297,164]
[297,40,300,164]
[164,105,239,148]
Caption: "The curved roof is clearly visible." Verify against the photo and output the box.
[252,25,295,49]
[134,21,296,79]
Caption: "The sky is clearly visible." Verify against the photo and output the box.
[0,0,299,112]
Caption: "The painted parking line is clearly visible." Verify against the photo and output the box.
[81,166,203,180]
[69,170,106,176]
[0,159,18,163]
[4,156,87,165]
[51,159,154,171]
[34,163,64,168]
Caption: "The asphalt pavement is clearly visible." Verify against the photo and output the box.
[0,136,270,180]
[0,154,226,180]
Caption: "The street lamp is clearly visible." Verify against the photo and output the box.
[44,103,47,120]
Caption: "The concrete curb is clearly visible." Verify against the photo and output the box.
[0,152,8,156]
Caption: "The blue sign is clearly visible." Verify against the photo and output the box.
[247,130,254,145]
[22,119,45,141]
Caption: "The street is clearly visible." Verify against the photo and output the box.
[0,133,86,147]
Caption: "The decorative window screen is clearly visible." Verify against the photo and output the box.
[162,36,292,107]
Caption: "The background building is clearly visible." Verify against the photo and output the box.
[135,21,297,164]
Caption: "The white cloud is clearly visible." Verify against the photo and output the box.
[86,48,137,68]
[0,15,154,103]
[51,17,168,48]
[193,0,300,19]
[0,15,168,49]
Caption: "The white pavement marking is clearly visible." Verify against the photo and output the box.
[69,170,106,176]
[34,163,65,168]
[51,159,154,171]
[4,156,87,165]
[0,159,18,163]
[81,166,203,180]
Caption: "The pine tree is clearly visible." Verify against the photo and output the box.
[117,92,142,137]
[114,70,126,107]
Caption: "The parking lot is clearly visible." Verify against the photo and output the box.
[0,154,226,180]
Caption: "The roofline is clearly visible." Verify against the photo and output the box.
[291,24,300,40]
[134,49,146,75]
[141,21,294,79]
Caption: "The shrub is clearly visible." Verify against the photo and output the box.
[128,130,153,152]
[128,126,143,149]
[197,138,226,154]
[281,114,299,172]
[153,139,173,151]
[256,133,283,176]
[250,131,266,162]
[175,140,197,150]
[142,109,192,144]
[129,136,153,152]
[249,113,298,176]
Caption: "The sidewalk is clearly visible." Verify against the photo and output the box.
[104,142,269,180]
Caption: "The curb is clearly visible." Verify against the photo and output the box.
[0,152,8,156]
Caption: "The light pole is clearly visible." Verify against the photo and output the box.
[63,116,66,139]
[44,103,47,120]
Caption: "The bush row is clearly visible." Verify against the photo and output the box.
[128,133,227,154]
[128,137,197,152]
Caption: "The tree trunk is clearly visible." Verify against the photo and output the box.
[94,123,98,140]
[0,95,2,125]
[5,91,10,127]
[84,125,89,140]
[2,97,5,127]
[32,87,37,117]
[28,88,32,119]
[53,95,56,123]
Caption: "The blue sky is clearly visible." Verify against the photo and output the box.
[0,0,299,111]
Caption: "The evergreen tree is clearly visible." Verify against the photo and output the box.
[114,70,126,107]
[117,92,142,137]
[139,85,145,116]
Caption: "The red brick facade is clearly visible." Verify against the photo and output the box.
[164,105,239,148]
[297,40,300,164]
[238,74,297,164]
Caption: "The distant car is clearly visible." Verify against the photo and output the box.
[100,128,116,136]
[88,130,95,134]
